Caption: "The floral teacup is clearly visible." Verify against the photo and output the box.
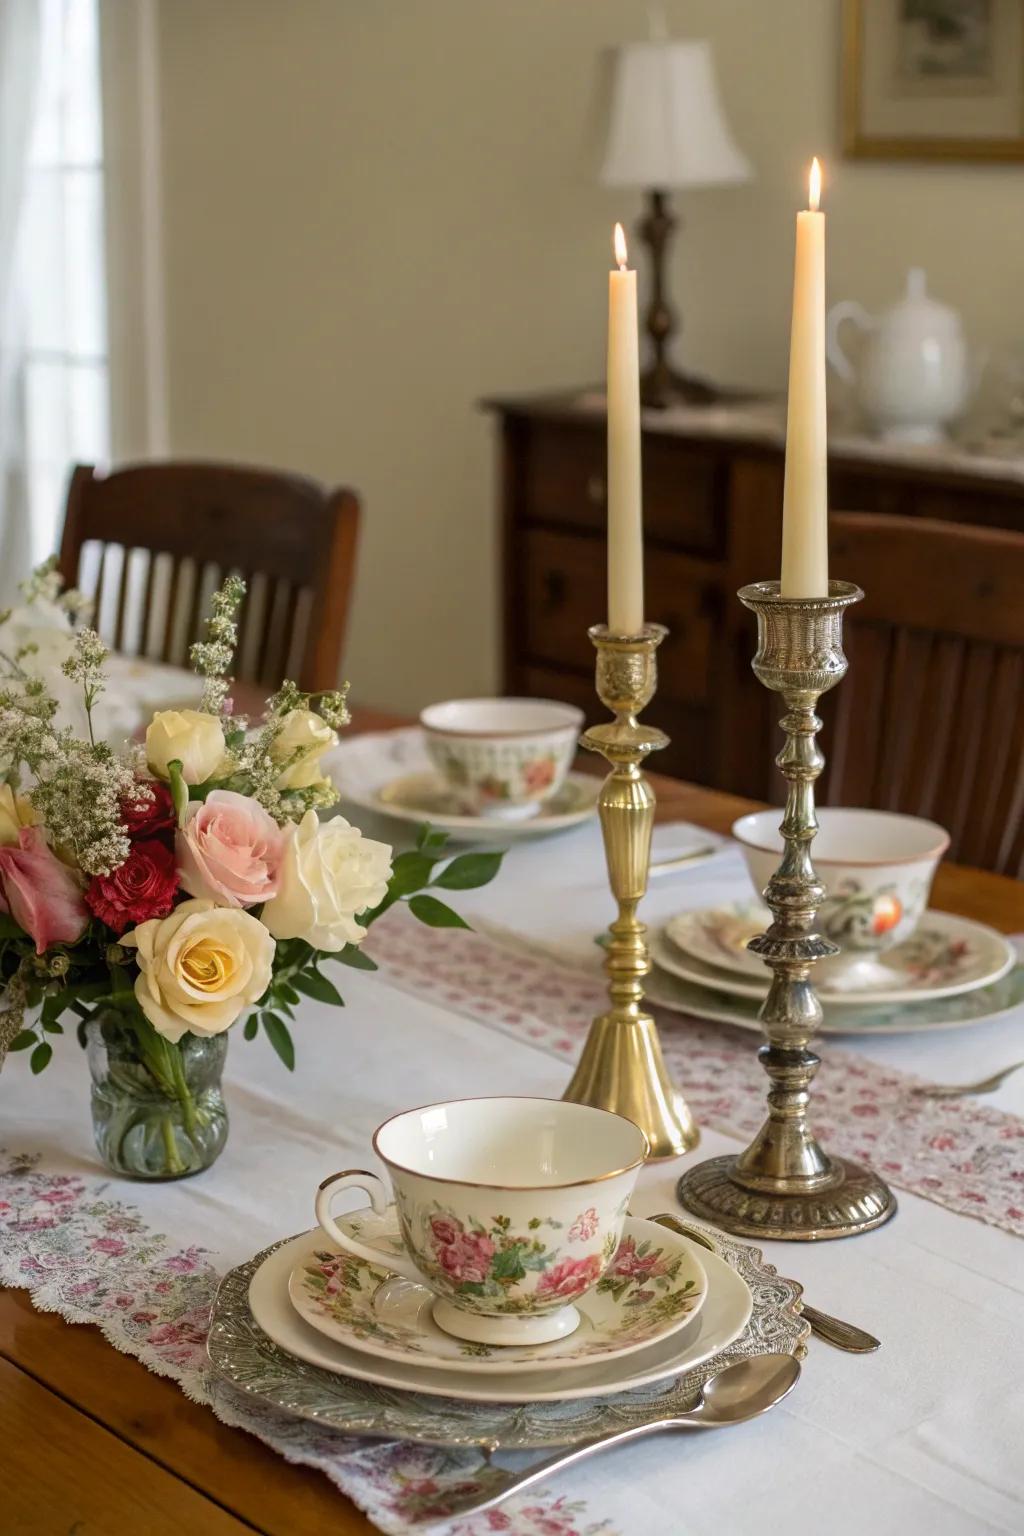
[315,1096,648,1346]
[419,698,584,821]
[732,807,950,953]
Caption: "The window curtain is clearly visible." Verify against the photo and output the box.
[0,0,41,604]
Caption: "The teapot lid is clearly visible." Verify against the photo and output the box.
[887,267,960,331]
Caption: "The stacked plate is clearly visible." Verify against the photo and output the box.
[206,1205,808,1449]
[648,900,1023,1036]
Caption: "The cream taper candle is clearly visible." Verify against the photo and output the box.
[780,158,828,598]
[607,222,644,635]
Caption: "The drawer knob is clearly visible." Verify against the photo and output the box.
[586,473,606,507]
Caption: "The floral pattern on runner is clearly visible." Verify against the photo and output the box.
[366,912,1024,1239]
[0,1150,619,1536]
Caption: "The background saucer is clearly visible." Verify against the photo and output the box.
[646,943,1024,1035]
[660,907,1014,1005]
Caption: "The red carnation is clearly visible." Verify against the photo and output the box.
[121,782,176,840]
[86,839,180,934]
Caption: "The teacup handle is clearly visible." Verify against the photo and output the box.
[315,1168,422,1284]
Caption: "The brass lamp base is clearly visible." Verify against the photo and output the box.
[675,580,897,1241]
[676,1154,896,1242]
[562,624,699,1161]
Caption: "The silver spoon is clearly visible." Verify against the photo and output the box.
[912,1058,1024,1099]
[412,1353,800,1528]
[652,1214,881,1354]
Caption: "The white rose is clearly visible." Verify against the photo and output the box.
[262,811,392,951]
[0,784,35,846]
[271,708,337,790]
[123,898,275,1044]
[147,709,227,785]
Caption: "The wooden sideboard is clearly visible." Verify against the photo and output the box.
[488,390,1024,804]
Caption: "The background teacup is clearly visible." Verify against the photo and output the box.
[419,697,584,820]
[315,1096,648,1346]
[732,808,949,952]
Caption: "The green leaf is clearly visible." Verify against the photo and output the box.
[41,1019,64,1035]
[262,1013,295,1071]
[294,970,345,1007]
[407,894,471,929]
[30,1042,53,1074]
[490,1244,527,1283]
[416,824,450,856]
[387,850,436,896]
[431,851,504,891]
[8,1030,36,1052]
[243,1015,258,1041]
[0,913,26,940]
[331,943,378,972]
[277,983,301,1007]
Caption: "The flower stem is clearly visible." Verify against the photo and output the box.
[159,1113,185,1176]
[168,1041,200,1147]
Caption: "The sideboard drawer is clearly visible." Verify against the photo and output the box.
[523,421,725,555]
[519,528,715,704]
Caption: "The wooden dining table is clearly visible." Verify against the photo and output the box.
[2,707,1021,1536]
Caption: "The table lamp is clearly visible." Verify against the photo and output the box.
[602,38,752,408]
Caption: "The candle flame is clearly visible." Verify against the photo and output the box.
[808,157,822,211]
[613,222,628,271]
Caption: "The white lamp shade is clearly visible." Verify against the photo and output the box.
[602,40,752,190]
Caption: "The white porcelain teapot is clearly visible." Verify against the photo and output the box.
[827,268,984,444]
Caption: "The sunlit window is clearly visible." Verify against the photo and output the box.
[22,0,109,567]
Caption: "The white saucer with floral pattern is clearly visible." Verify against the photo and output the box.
[246,1228,752,1405]
[660,904,1014,1007]
[287,1208,706,1375]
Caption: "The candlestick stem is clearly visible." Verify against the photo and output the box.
[675,581,897,1239]
[562,624,699,1160]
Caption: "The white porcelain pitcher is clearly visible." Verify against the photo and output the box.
[827,268,984,444]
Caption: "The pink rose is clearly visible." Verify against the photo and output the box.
[430,1215,462,1246]
[177,790,284,908]
[0,827,89,954]
[437,1231,495,1284]
[536,1253,602,1300]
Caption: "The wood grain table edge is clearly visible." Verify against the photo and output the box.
[0,1287,376,1534]
[0,1351,261,1534]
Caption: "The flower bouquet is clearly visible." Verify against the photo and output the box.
[0,565,502,1179]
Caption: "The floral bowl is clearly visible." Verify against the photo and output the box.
[314,1096,648,1347]
[732,807,949,953]
[419,698,584,821]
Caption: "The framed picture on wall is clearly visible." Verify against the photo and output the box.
[842,0,1024,160]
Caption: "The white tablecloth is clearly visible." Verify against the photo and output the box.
[4,776,1023,1534]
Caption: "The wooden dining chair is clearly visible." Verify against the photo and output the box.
[58,462,360,694]
[816,511,1024,876]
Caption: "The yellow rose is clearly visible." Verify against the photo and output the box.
[146,710,226,786]
[123,899,275,1044]
[271,708,337,790]
[0,784,36,846]
[262,811,392,951]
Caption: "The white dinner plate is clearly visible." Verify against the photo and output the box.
[646,943,1024,1036]
[249,1230,752,1404]
[659,906,1015,1006]
[288,1210,707,1375]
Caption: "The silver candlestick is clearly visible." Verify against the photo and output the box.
[675,580,898,1241]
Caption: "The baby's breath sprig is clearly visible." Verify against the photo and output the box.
[62,628,109,746]
[190,573,246,716]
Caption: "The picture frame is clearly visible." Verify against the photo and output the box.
[842,0,1024,160]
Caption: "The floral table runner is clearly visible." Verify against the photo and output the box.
[367,912,1024,1239]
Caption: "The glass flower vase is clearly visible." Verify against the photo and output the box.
[86,1011,229,1179]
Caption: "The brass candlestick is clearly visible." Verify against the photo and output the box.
[675,581,897,1239]
[562,623,699,1160]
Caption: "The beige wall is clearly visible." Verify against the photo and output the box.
[144,0,1024,712]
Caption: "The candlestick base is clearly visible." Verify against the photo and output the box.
[675,1154,896,1241]
[562,624,699,1161]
